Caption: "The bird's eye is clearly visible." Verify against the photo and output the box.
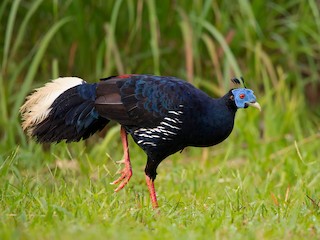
[239,93,245,99]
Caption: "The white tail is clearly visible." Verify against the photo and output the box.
[20,77,85,135]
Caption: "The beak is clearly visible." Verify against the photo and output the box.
[247,102,261,111]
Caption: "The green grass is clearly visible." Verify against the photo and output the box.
[1,0,320,239]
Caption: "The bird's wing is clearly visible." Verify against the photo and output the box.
[94,75,197,127]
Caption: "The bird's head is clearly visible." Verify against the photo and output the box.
[229,77,261,111]
[231,88,261,110]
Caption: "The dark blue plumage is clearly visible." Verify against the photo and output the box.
[20,74,260,208]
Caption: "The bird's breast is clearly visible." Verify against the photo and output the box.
[184,106,236,147]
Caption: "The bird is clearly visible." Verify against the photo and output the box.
[20,74,261,209]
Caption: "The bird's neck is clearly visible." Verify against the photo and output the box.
[187,93,237,147]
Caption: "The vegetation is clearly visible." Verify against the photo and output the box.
[1,0,319,239]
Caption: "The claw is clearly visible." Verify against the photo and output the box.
[111,168,133,191]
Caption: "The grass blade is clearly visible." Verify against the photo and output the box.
[11,17,72,121]
[199,20,242,79]
[1,0,21,74]
[11,0,43,58]
[104,0,123,75]
[146,0,160,75]
[0,0,20,127]
[178,8,194,83]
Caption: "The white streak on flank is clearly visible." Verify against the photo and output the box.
[168,111,181,116]
[162,129,177,135]
[164,117,177,123]
[137,140,143,144]
[174,118,183,123]
[153,128,162,133]
[142,142,156,146]
[179,104,184,107]
[137,133,151,138]
[134,128,148,134]
[20,77,85,135]
[161,121,181,130]
[161,137,173,140]
[137,133,160,138]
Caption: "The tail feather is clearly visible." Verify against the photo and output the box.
[20,77,109,143]
[20,77,85,134]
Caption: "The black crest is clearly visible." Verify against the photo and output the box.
[231,77,246,88]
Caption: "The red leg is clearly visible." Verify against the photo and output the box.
[111,126,132,192]
[145,175,159,209]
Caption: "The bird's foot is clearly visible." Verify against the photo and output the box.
[110,126,132,192]
[110,164,132,192]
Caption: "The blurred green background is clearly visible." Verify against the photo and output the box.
[1,0,320,239]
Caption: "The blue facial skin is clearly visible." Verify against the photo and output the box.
[231,88,257,109]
